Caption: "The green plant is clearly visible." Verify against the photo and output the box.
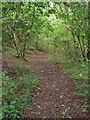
[49,52,60,62]
[2,71,38,119]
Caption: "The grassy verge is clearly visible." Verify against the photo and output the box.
[60,60,88,97]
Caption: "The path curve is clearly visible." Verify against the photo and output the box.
[24,52,89,118]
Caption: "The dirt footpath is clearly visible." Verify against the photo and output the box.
[24,52,90,118]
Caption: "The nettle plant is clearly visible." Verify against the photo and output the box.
[2,71,38,119]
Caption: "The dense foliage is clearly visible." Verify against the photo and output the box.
[2,2,89,61]
[2,71,38,119]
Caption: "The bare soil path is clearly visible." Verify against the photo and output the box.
[24,51,89,118]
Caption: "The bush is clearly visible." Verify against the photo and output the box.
[49,52,60,62]
[61,61,89,97]
[2,71,38,119]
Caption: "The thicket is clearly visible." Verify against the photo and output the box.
[2,2,89,61]
[2,71,38,119]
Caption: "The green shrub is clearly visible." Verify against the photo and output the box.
[49,52,60,62]
[61,60,89,97]
[2,71,38,119]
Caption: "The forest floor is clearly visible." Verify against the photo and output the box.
[23,51,90,118]
[2,51,90,119]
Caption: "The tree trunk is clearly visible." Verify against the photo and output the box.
[77,34,86,61]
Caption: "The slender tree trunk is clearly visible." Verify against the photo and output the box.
[71,30,81,61]
[22,39,27,58]
[13,32,20,57]
[77,34,86,61]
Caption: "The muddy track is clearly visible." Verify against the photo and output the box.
[24,52,90,118]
